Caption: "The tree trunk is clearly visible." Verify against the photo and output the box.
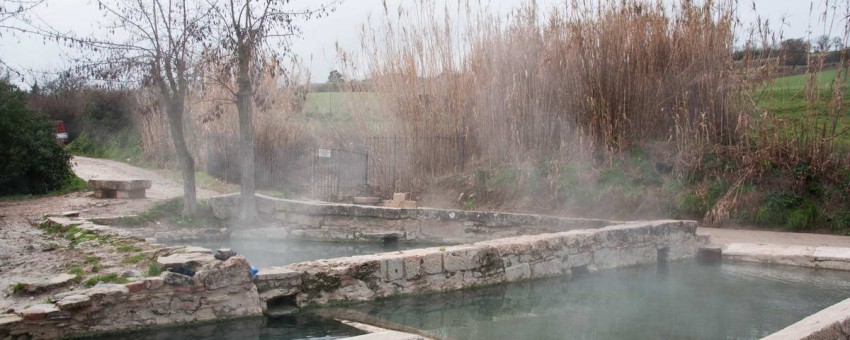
[236,45,256,223]
[166,99,198,217]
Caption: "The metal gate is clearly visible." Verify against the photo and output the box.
[206,135,369,201]
[306,148,369,200]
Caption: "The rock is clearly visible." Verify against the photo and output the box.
[56,295,91,311]
[13,274,77,295]
[144,277,165,290]
[197,257,253,290]
[157,252,215,270]
[125,282,146,293]
[0,313,22,327]
[86,284,129,305]
[162,272,195,287]
[256,267,300,281]
[20,304,59,321]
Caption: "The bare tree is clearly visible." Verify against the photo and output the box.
[0,0,43,34]
[0,0,44,75]
[816,34,831,52]
[55,0,210,217]
[205,0,337,222]
[833,37,844,51]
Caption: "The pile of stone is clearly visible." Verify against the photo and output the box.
[382,193,417,209]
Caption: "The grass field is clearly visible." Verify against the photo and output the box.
[757,69,850,149]
[302,92,380,120]
[770,69,840,91]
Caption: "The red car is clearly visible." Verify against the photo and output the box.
[53,120,69,144]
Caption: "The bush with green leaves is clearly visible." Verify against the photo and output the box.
[0,81,76,195]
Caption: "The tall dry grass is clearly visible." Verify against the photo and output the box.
[345,0,745,193]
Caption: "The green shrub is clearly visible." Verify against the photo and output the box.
[146,263,164,277]
[0,81,76,195]
[755,191,819,230]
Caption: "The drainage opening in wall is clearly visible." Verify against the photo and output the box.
[657,247,670,270]
[266,294,299,317]
[572,264,591,275]
[383,235,399,249]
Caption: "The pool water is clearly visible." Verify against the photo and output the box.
[98,314,364,340]
[101,261,850,340]
[172,238,424,267]
[347,261,850,340]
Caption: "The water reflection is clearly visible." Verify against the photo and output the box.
[347,262,850,340]
[173,238,421,267]
[99,314,364,340]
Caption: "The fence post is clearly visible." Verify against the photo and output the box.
[392,137,397,193]
[364,152,369,194]
[457,116,466,171]
[310,148,315,197]
[334,149,340,199]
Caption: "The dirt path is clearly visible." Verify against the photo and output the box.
[0,157,219,309]
[699,227,850,247]
[72,156,218,203]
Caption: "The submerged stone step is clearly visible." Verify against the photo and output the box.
[344,330,426,340]
[723,243,850,270]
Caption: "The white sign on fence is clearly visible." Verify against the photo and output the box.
[317,148,332,158]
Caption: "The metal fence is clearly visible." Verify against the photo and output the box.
[206,136,369,200]
[205,133,465,200]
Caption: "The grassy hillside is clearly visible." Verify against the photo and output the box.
[757,69,850,149]
[303,92,380,120]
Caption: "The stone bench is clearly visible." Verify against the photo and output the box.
[88,179,152,199]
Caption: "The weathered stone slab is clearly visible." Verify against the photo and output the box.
[20,304,60,321]
[724,243,816,267]
[0,313,22,327]
[88,179,152,191]
[157,251,215,269]
[12,273,77,295]
[257,267,300,281]
[812,247,850,262]
[90,179,151,199]
[56,294,92,310]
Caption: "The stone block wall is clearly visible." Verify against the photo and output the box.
[210,194,619,244]
[254,220,698,307]
[0,257,263,340]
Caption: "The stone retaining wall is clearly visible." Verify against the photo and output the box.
[210,194,619,244]
[0,255,263,340]
[254,220,698,307]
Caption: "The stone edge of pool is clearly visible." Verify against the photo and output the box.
[0,211,698,339]
[203,193,622,244]
[254,219,699,307]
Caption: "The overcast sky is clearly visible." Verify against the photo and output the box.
[0,0,842,85]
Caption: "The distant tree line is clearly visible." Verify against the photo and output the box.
[733,36,848,66]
